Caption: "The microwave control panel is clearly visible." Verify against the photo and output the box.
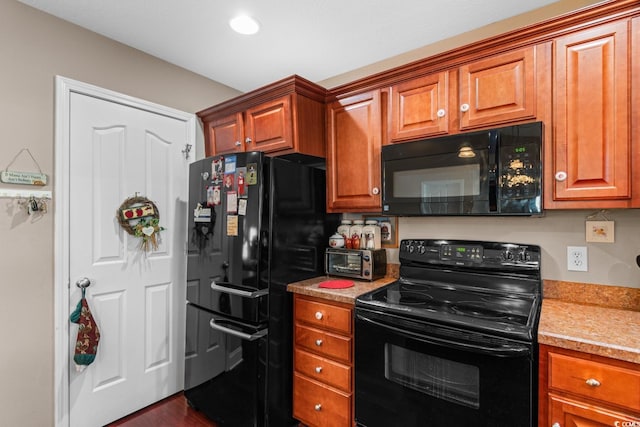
[499,141,541,199]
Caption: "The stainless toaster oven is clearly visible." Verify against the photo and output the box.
[325,248,386,281]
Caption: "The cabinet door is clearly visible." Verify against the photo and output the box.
[549,394,640,427]
[326,91,382,212]
[389,72,449,142]
[244,96,293,153]
[552,20,630,203]
[458,47,536,130]
[204,112,244,156]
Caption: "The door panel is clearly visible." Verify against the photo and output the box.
[69,91,189,427]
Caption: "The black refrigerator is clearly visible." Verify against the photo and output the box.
[184,152,338,426]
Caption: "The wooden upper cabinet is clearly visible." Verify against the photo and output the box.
[198,75,326,158]
[205,112,245,155]
[389,72,449,142]
[326,91,382,213]
[244,96,293,153]
[458,46,536,130]
[549,19,634,207]
[387,47,536,144]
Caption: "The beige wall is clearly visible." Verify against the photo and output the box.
[0,1,240,426]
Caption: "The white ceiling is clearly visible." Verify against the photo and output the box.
[18,0,561,92]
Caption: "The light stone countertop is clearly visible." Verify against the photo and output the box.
[287,275,396,305]
[538,299,640,364]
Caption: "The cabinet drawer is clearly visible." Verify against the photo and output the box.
[295,297,352,334]
[549,352,640,411]
[549,393,640,426]
[295,323,351,363]
[293,372,351,427]
[295,348,351,392]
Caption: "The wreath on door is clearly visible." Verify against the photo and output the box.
[116,195,165,252]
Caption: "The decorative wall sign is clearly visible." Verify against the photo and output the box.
[117,195,165,252]
[2,148,48,186]
[1,170,47,186]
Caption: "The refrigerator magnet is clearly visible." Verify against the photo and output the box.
[247,163,258,185]
[225,155,236,173]
[226,215,238,236]
[226,191,238,213]
[207,185,221,206]
[224,173,235,191]
[211,158,223,183]
[236,167,247,197]
[238,199,247,216]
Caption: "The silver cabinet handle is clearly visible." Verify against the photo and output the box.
[315,311,323,320]
[585,378,601,387]
[372,187,380,195]
[555,171,568,181]
[76,277,91,289]
[315,339,323,346]
[460,103,470,112]
[315,366,322,373]
[314,404,322,411]
[209,318,267,341]
[437,108,446,118]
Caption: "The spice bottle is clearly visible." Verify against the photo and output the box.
[362,220,381,249]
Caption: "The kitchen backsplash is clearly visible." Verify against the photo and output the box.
[346,209,640,289]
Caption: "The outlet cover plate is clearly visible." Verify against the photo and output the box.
[567,246,588,272]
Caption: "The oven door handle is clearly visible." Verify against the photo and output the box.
[209,318,268,341]
[356,312,531,357]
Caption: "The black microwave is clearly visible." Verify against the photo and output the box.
[382,122,543,216]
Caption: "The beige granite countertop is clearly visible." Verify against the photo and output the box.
[540,280,640,365]
[287,275,396,304]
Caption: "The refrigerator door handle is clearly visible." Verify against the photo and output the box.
[209,318,268,341]
[211,282,269,298]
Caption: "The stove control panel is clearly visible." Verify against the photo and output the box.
[399,239,540,270]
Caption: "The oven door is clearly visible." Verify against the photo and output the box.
[354,308,536,427]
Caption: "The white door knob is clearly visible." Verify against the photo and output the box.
[314,404,322,411]
[315,311,323,320]
[372,187,380,195]
[315,339,323,346]
[555,171,568,181]
[552,423,560,427]
[235,141,241,146]
[245,137,252,144]
[460,103,470,112]
[315,366,322,373]
[436,109,446,118]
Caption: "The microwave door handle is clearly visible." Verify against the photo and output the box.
[488,130,499,212]
[356,312,530,357]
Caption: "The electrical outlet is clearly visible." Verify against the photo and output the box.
[567,246,588,272]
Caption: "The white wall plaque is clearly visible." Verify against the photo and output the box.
[1,170,48,186]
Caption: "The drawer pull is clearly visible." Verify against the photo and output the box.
[315,311,323,320]
[314,404,322,411]
[552,423,560,427]
[315,366,322,373]
[585,378,601,387]
[315,339,323,346]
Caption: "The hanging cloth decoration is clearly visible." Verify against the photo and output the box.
[117,195,165,252]
[69,287,101,372]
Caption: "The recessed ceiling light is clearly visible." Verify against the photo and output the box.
[229,15,260,35]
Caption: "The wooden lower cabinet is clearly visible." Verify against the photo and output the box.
[540,345,640,427]
[293,295,354,427]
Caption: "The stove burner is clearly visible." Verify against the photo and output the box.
[386,284,435,306]
[451,301,514,321]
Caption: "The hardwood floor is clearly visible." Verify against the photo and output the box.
[106,392,217,427]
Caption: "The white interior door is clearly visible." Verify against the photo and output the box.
[67,91,190,427]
